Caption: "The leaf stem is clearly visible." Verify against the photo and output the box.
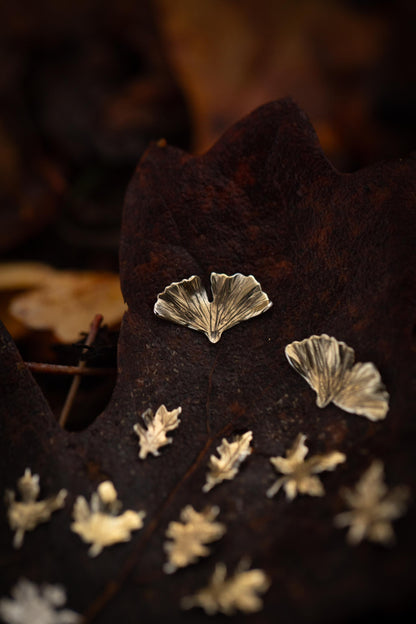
[59,314,103,428]
[25,362,116,376]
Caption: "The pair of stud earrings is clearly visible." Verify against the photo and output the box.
[154,272,389,422]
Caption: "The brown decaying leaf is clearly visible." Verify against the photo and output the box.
[133,405,182,459]
[3,263,126,342]
[267,434,346,500]
[164,505,226,573]
[203,431,253,492]
[182,559,270,615]
[335,460,410,546]
[1,99,416,623]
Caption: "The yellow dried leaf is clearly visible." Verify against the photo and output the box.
[9,269,126,342]
[0,262,56,290]
[203,431,253,492]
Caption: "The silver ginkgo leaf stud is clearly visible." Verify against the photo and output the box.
[285,334,389,421]
[154,273,272,343]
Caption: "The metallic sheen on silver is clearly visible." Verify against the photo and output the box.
[154,273,272,343]
[285,334,389,421]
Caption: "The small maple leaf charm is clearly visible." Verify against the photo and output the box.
[334,460,410,545]
[182,559,270,615]
[203,431,253,492]
[133,404,182,459]
[71,480,145,557]
[267,433,346,500]
[5,468,67,548]
[0,579,80,624]
[285,334,389,421]
[164,505,226,574]
[154,273,272,343]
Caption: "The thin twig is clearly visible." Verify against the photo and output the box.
[25,362,117,376]
[59,314,103,428]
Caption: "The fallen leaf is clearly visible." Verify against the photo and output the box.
[7,267,126,342]
[0,262,56,291]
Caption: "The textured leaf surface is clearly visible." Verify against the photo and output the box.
[1,99,416,623]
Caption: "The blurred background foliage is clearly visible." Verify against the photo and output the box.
[0,0,414,267]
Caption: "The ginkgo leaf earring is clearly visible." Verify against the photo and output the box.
[154,273,272,343]
[285,334,389,421]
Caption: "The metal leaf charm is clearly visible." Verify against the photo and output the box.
[133,405,182,459]
[5,468,67,548]
[71,481,145,557]
[154,273,272,343]
[203,431,253,492]
[266,433,346,500]
[334,460,410,546]
[163,505,226,574]
[0,579,80,624]
[182,559,270,615]
[285,334,389,421]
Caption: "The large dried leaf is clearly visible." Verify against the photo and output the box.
[7,267,125,342]
[1,99,415,624]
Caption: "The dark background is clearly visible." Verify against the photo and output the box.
[1,0,415,270]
